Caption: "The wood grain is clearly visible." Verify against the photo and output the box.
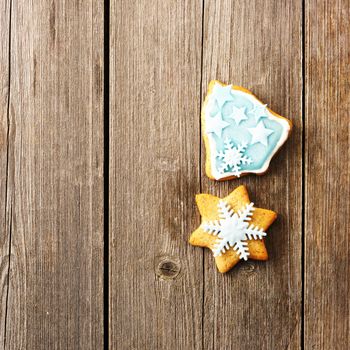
[3,1,104,348]
[201,1,303,349]
[0,0,11,346]
[109,1,203,348]
[305,1,350,349]
[1,0,349,348]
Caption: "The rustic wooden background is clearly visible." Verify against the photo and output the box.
[0,0,349,349]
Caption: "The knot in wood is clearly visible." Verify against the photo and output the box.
[240,262,256,275]
[156,257,181,280]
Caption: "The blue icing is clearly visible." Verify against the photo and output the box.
[208,88,284,173]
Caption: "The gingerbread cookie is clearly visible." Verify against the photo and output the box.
[202,80,292,180]
[189,185,277,273]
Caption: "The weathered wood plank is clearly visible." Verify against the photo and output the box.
[4,1,104,348]
[109,1,203,348]
[0,0,11,346]
[305,1,350,348]
[201,1,302,349]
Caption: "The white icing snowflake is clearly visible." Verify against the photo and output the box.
[202,201,266,260]
[216,139,252,177]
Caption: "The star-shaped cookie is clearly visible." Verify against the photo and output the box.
[189,185,277,273]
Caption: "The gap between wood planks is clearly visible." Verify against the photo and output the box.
[103,0,110,349]
[301,1,306,349]
[199,0,205,347]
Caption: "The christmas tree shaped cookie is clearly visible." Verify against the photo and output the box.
[189,185,277,273]
[203,80,292,180]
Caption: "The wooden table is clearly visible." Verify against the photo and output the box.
[1,1,349,349]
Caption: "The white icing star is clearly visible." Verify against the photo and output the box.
[206,111,230,138]
[248,121,274,146]
[212,83,234,108]
[251,103,269,123]
[228,106,248,125]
